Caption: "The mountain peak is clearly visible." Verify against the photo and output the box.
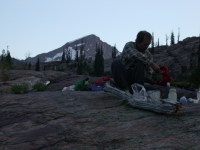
[27,34,116,64]
[67,34,100,44]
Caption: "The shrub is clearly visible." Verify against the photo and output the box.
[33,82,47,91]
[11,84,28,94]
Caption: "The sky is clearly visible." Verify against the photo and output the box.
[0,0,200,60]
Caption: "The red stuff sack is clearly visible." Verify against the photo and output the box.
[158,66,172,86]
[94,77,111,86]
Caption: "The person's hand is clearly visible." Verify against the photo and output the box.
[150,62,161,73]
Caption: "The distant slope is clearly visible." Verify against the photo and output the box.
[153,36,200,79]
[26,34,119,64]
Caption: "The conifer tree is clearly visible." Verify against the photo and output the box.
[61,50,66,63]
[35,58,40,71]
[112,44,117,59]
[170,31,175,45]
[94,44,104,76]
[0,49,10,81]
[151,33,154,54]
[66,48,72,63]
[99,45,104,75]
[0,54,3,63]
[1,49,6,63]
[177,27,180,43]
[5,50,12,65]
[75,45,79,63]
[198,34,200,65]
[157,38,159,47]
[0,49,12,69]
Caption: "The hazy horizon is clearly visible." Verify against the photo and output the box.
[0,0,200,60]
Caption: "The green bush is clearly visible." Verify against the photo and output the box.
[33,82,47,91]
[11,84,28,94]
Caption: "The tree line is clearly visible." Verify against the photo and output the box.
[0,48,13,81]
[0,49,12,69]
[34,41,118,77]
[150,28,180,54]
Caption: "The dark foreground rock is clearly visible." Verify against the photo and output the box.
[1,90,200,150]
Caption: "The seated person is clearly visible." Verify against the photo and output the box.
[111,31,162,93]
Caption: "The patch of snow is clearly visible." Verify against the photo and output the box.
[76,43,85,47]
[53,52,63,60]
[116,51,121,56]
[44,52,62,62]
[45,44,89,62]
[68,47,76,60]
[45,57,53,62]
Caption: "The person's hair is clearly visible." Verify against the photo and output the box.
[135,31,152,44]
[85,77,89,81]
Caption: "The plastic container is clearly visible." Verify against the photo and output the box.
[167,82,170,87]
[168,88,177,102]
[91,86,103,91]
[192,99,199,104]
[147,90,161,102]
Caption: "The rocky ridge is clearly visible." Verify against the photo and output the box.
[153,37,200,79]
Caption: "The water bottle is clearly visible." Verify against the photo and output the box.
[197,88,200,101]
[168,88,177,102]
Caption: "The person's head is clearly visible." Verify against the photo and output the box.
[135,31,152,52]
